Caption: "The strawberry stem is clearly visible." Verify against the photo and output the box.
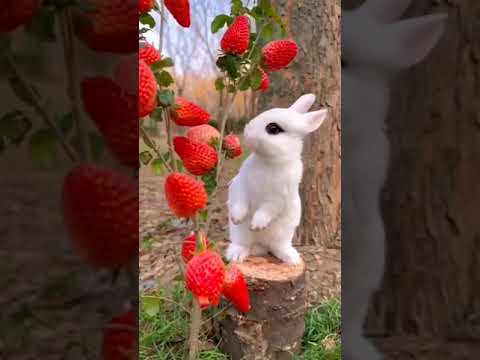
[164,108,178,172]
[59,9,90,161]
[140,124,173,172]
[187,297,202,360]
[3,53,78,163]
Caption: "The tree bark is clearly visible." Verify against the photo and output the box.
[259,0,341,247]
[364,0,480,349]
[217,256,307,360]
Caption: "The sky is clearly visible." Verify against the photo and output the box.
[143,0,238,76]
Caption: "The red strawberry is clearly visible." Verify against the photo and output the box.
[222,265,250,313]
[181,232,209,263]
[0,0,41,32]
[62,164,138,269]
[164,172,208,218]
[223,134,243,159]
[139,43,161,65]
[171,98,211,127]
[81,77,138,168]
[138,0,154,14]
[164,0,190,28]
[221,15,250,55]
[186,251,225,309]
[262,39,298,71]
[139,59,158,118]
[173,136,218,176]
[102,308,137,360]
[186,125,220,147]
[78,0,137,53]
[259,67,270,92]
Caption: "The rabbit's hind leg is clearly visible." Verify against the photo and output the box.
[268,225,301,265]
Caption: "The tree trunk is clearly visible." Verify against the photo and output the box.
[363,0,480,353]
[217,256,307,360]
[259,0,341,247]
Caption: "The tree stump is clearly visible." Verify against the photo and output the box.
[217,256,307,360]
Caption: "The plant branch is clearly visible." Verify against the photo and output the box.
[60,9,89,161]
[164,108,178,171]
[188,298,202,360]
[4,54,78,162]
[140,124,173,172]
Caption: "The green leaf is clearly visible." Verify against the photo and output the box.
[231,0,244,16]
[176,159,184,172]
[201,170,218,196]
[155,71,174,87]
[151,57,174,71]
[0,111,32,145]
[260,23,274,42]
[142,296,161,317]
[227,84,236,93]
[238,76,251,91]
[57,112,74,135]
[158,90,175,107]
[26,7,56,42]
[250,68,263,90]
[211,14,231,34]
[214,78,225,91]
[139,151,153,165]
[88,131,105,160]
[140,13,156,28]
[29,128,58,168]
[151,158,166,176]
[216,55,241,79]
[150,107,163,122]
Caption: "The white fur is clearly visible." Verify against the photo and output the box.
[226,94,328,265]
[342,2,447,360]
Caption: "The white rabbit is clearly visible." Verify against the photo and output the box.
[342,1,447,359]
[226,94,328,265]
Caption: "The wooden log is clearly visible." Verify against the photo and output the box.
[216,256,307,360]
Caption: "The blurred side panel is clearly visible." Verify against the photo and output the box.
[342,0,480,358]
[0,1,138,358]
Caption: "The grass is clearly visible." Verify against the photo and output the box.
[140,284,341,359]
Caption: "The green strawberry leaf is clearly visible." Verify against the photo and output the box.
[88,131,105,160]
[139,151,153,165]
[56,112,74,136]
[250,68,263,90]
[155,71,174,87]
[211,14,231,34]
[151,158,166,176]
[215,78,225,91]
[158,90,175,107]
[29,128,58,168]
[238,76,251,91]
[26,7,56,42]
[151,57,174,71]
[0,111,32,145]
[150,107,164,122]
[140,13,156,28]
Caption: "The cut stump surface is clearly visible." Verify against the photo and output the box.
[217,256,307,360]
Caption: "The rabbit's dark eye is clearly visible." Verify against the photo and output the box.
[265,123,284,135]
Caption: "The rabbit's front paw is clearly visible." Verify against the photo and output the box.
[272,246,301,265]
[250,211,272,232]
[230,204,248,225]
[226,243,250,262]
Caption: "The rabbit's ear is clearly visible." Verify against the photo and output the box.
[289,94,316,114]
[377,13,447,68]
[360,0,413,22]
[301,109,328,133]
